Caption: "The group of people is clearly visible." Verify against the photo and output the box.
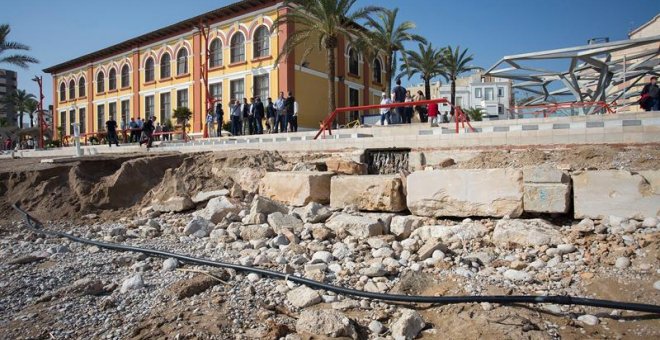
[105,115,162,148]
[206,91,299,137]
[380,79,442,126]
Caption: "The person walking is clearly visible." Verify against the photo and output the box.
[128,118,138,142]
[391,79,407,124]
[640,76,660,111]
[206,110,215,137]
[427,101,439,126]
[248,97,257,134]
[105,115,120,147]
[266,97,276,133]
[255,97,265,134]
[139,116,155,148]
[275,92,285,133]
[215,102,224,137]
[379,92,392,126]
[291,100,299,132]
[285,92,295,132]
[230,99,241,136]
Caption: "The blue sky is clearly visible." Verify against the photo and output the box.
[2,0,658,106]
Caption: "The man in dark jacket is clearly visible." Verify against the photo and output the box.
[139,116,155,148]
[641,76,659,111]
[284,91,295,132]
[255,97,265,134]
[105,115,120,147]
[215,102,224,137]
[242,97,251,135]
[266,97,276,133]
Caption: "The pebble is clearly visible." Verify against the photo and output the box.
[614,257,630,269]
[577,314,599,326]
[162,258,178,272]
[503,269,532,283]
[557,244,576,254]
[654,281,660,290]
[368,320,384,334]
[120,274,144,293]
[246,273,260,282]
[311,251,334,264]
[642,217,658,228]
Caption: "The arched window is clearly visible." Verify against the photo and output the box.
[160,53,171,79]
[209,39,223,68]
[145,57,155,82]
[121,65,130,88]
[176,48,188,75]
[59,82,66,101]
[68,80,76,100]
[78,77,86,97]
[108,68,117,90]
[253,26,270,58]
[96,71,105,93]
[373,58,382,83]
[348,48,359,75]
[230,32,245,63]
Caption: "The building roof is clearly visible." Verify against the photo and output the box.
[629,13,660,38]
[43,0,278,74]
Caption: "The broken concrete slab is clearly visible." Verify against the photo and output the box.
[330,175,406,212]
[259,171,334,206]
[573,170,659,220]
[406,169,524,218]
[492,219,563,247]
[191,189,229,204]
[153,196,194,213]
[325,213,384,238]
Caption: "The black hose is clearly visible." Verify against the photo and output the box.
[11,204,660,314]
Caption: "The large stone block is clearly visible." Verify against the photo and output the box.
[523,183,571,214]
[573,170,660,220]
[406,169,524,218]
[330,175,406,212]
[259,171,334,206]
[523,165,569,183]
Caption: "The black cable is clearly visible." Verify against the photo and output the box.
[11,204,660,314]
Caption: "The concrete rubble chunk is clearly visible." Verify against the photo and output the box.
[120,274,144,293]
[407,169,523,218]
[292,202,333,223]
[184,216,211,237]
[296,309,357,339]
[391,309,425,340]
[250,195,288,215]
[325,213,384,238]
[330,175,407,212]
[239,224,275,241]
[325,158,368,175]
[267,212,304,233]
[153,196,194,213]
[416,240,448,260]
[493,219,563,247]
[192,196,239,224]
[390,215,427,239]
[286,285,322,308]
[259,171,334,206]
[429,222,488,243]
[573,170,659,220]
[191,189,229,204]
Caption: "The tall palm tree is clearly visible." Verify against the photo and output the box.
[272,0,381,115]
[366,8,426,95]
[3,89,36,129]
[440,45,481,114]
[398,43,445,100]
[0,24,39,68]
[26,98,38,128]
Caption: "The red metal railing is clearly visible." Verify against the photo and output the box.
[509,101,616,118]
[315,98,475,139]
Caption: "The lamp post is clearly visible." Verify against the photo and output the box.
[31,76,46,149]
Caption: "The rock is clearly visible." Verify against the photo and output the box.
[390,215,426,239]
[295,310,356,339]
[259,171,335,206]
[642,217,658,228]
[287,286,321,308]
[573,170,660,220]
[407,169,523,218]
[250,195,288,215]
[311,226,333,241]
[247,273,260,282]
[311,251,334,264]
[615,257,630,269]
[47,245,70,254]
[140,226,161,238]
[162,258,179,272]
[120,274,144,293]
[429,222,488,243]
[574,218,595,232]
[191,189,229,204]
[607,215,626,227]
[293,202,333,223]
[325,158,368,175]
[417,240,448,260]
[330,175,407,212]
[109,226,127,236]
[229,182,244,198]
[438,158,455,168]
[240,224,275,241]
[492,219,563,247]
[153,196,194,213]
[654,280,660,290]
[192,196,239,224]
[523,183,570,214]
[7,254,47,265]
[325,213,384,238]
[503,269,532,283]
[556,244,576,254]
[64,278,105,296]
[523,165,568,183]
[577,314,599,326]
[391,309,425,340]
[168,273,227,300]
[368,320,384,334]
[184,217,210,236]
[361,264,387,277]
[267,212,304,233]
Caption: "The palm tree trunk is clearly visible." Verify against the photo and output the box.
[29,114,34,128]
[450,77,456,115]
[326,47,337,123]
[424,78,431,100]
[386,51,393,96]
[18,112,23,129]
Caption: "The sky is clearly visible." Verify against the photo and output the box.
[2,0,658,107]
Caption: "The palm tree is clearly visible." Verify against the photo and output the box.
[272,0,381,115]
[365,8,426,95]
[3,89,36,129]
[398,43,445,100]
[26,98,38,127]
[0,24,39,68]
[440,45,481,114]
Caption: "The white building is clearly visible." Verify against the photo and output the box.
[408,70,514,119]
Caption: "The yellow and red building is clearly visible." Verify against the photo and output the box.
[44,0,387,137]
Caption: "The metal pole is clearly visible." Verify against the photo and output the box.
[32,76,45,149]
[622,55,627,107]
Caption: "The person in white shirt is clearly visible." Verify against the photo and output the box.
[380,93,392,125]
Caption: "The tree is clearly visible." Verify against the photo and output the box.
[463,107,484,121]
[439,45,481,114]
[2,89,36,129]
[398,43,445,100]
[25,98,37,127]
[273,0,381,116]
[0,24,39,68]
[173,107,193,139]
[365,8,426,95]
